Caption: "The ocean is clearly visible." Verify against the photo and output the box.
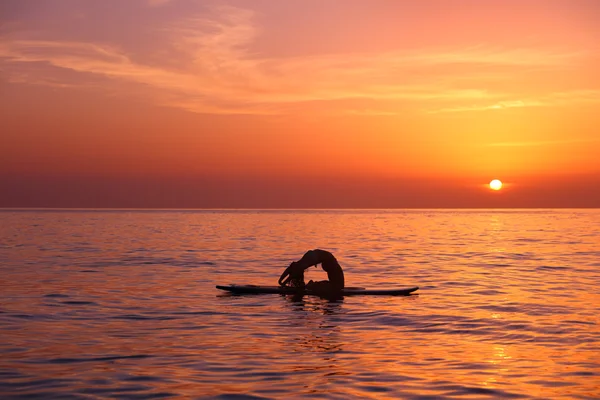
[1,209,599,399]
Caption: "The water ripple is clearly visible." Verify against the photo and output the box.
[0,209,598,399]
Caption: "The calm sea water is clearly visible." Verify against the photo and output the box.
[1,209,599,399]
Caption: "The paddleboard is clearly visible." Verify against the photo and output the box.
[216,284,419,296]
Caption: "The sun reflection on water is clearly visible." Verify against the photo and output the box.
[0,209,599,399]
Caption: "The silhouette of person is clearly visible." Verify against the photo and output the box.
[278,249,345,296]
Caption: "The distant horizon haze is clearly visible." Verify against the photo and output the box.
[2,172,598,208]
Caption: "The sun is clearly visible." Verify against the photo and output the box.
[489,179,503,190]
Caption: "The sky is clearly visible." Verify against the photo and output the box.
[1,0,599,208]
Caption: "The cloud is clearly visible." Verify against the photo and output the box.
[485,138,600,147]
[428,99,544,113]
[0,5,595,115]
[342,109,402,116]
[147,0,173,7]
[428,90,600,114]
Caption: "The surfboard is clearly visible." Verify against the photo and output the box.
[216,284,419,296]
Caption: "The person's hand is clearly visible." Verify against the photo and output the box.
[278,261,304,286]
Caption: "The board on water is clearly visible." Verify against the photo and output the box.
[216,285,419,296]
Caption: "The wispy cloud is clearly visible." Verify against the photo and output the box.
[0,5,595,115]
[485,138,600,147]
[429,90,600,114]
[342,109,402,116]
[428,99,545,114]
[147,0,173,7]
[428,90,600,114]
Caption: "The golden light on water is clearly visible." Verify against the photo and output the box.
[489,179,503,190]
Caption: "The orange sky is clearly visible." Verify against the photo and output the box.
[1,0,599,207]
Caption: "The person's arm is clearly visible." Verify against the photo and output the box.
[278,261,307,286]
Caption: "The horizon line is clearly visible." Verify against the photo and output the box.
[1,207,598,211]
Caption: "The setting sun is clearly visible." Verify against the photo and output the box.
[490,179,503,191]
[0,0,599,208]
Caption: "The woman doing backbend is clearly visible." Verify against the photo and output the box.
[278,249,344,296]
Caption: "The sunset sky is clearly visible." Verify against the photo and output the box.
[1,0,599,208]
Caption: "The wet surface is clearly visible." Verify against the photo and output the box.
[1,209,599,399]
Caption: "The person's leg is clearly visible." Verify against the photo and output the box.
[306,280,341,298]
